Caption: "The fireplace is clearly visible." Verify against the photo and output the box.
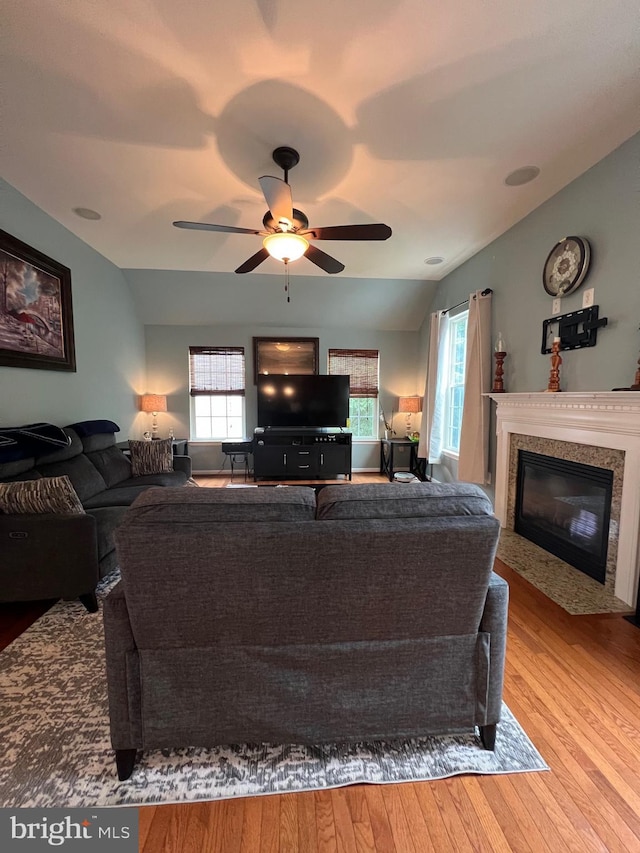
[488,391,640,607]
[515,450,613,584]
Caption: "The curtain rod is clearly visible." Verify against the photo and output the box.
[441,288,493,315]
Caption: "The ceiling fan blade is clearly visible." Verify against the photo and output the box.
[235,248,270,274]
[173,220,262,235]
[302,224,392,241]
[258,176,293,225]
[305,244,345,274]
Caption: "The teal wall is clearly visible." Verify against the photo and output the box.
[0,180,146,433]
[144,324,420,472]
[419,132,640,486]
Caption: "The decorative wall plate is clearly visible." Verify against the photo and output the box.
[542,236,591,297]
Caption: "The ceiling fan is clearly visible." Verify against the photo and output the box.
[173,146,392,274]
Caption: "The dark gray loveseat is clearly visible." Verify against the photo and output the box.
[104,481,508,780]
[0,421,192,611]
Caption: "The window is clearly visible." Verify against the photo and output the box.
[444,312,468,454]
[188,346,245,440]
[328,349,379,439]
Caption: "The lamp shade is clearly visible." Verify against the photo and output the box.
[263,232,309,262]
[140,394,167,414]
[398,396,422,414]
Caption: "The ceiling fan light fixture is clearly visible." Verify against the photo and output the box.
[263,232,309,263]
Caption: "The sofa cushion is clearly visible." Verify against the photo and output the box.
[117,471,188,488]
[121,485,317,524]
[0,457,39,482]
[35,454,107,503]
[129,439,173,476]
[81,432,118,453]
[316,482,494,520]
[86,446,133,487]
[83,473,188,509]
[0,475,85,515]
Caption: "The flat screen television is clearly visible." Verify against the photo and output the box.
[257,374,350,428]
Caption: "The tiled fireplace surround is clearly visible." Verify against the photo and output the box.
[489,392,640,607]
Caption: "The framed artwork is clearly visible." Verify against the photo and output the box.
[0,230,76,371]
[253,337,319,382]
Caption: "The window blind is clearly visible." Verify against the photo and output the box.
[328,349,379,398]
[189,346,245,396]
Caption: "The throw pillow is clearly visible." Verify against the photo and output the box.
[0,475,85,515]
[128,438,174,476]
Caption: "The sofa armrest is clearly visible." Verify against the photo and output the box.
[0,513,99,601]
[103,582,142,749]
[172,454,192,478]
[480,572,509,723]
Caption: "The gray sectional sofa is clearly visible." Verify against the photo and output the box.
[0,421,192,611]
[104,481,508,780]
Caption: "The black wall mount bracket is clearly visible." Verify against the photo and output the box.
[541,305,608,354]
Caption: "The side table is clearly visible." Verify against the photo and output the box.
[379,438,429,482]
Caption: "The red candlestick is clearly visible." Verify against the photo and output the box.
[546,340,562,392]
[492,351,507,393]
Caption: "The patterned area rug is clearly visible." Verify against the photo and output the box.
[0,574,548,808]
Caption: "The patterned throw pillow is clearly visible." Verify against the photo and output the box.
[0,475,85,515]
[128,439,174,476]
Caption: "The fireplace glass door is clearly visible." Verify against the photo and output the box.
[515,450,613,583]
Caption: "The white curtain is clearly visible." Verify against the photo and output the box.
[458,290,493,483]
[418,310,450,463]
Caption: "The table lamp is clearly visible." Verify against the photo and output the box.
[398,396,422,438]
[140,394,167,438]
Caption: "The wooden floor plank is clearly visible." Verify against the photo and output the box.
[258,795,281,853]
[363,786,396,852]
[295,792,319,853]
[379,785,416,852]
[341,786,377,853]
[460,777,514,853]
[398,782,451,852]
[330,788,360,853]
[239,796,263,853]
[480,776,556,853]
[279,794,299,853]
[314,791,338,853]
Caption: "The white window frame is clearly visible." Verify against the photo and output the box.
[347,396,377,440]
[188,346,246,441]
[443,311,468,456]
[328,349,379,441]
[190,394,246,442]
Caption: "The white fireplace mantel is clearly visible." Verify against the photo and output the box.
[487,392,640,605]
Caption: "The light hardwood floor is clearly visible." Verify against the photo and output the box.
[3,474,640,851]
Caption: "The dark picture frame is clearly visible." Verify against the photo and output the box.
[0,230,76,371]
[253,337,319,382]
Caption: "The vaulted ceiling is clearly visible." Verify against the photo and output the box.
[3,0,639,328]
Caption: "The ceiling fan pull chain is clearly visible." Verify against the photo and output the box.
[284,259,290,303]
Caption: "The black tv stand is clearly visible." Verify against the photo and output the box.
[253,429,352,481]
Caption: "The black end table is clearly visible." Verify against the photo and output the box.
[379,438,429,482]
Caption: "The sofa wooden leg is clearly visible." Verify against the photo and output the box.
[479,723,497,750]
[115,749,138,780]
[79,591,98,613]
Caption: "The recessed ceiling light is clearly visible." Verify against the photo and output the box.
[424,256,444,265]
[504,166,540,187]
[72,207,102,220]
